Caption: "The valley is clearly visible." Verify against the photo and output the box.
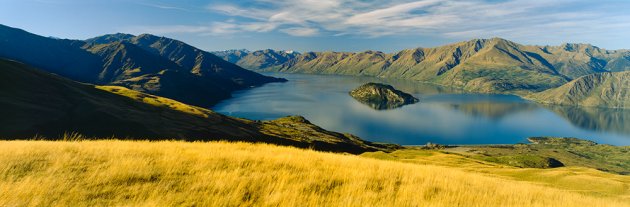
[0,22,628,207]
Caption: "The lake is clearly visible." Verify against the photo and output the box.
[213,73,630,146]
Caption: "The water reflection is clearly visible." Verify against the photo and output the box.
[353,99,411,110]
[543,106,630,135]
[213,73,630,145]
[448,102,537,120]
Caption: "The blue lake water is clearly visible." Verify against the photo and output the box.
[213,73,630,146]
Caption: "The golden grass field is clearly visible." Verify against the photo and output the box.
[0,141,628,207]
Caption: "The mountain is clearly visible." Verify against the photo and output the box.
[526,71,630,108]
[212,49,251,63]
[0,25,103,83]
[0,58,395,153]
[82,37,240,106]
[220,38,630,95]
[86,34,286,87]
[0,24,285,107]
[83,33,135,45]
[212,49,300,70]
[535,43,629,77]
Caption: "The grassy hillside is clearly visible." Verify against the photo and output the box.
[527,71,630,108]
[1,141,628,206]
[362,145,630,201]
[0,58,391,153]
[435,137,630,175]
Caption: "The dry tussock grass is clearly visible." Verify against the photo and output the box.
[0,140,627,207]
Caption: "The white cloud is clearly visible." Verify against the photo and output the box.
[120,22,279,36]
[136,2,190,11]
[280,27,319,36]
[345,0,441,25]
[211,4,273,21]
[127,0,630,41]
[120,25,213,35]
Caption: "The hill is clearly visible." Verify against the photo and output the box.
[86,34,285,88]
[349,83,419,110]
[0,140,627,206]
[526,71,630,108]
[0,59,392,153]
[0,24,284,107]
[220,38,630,95]
[82,37,244,106]
[435,137,630,174]
[0,25,102,82]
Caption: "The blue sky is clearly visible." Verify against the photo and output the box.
[2,0,630,52]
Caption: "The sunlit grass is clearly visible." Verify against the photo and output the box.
[362,149,630,199]
[1,141,627,206]
[97,86,212,118]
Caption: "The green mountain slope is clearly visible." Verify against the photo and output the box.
[536,43,630,77]
[86,34,286,87]
[83,41,236,106]
[222,38,630,95]
[0,24,284,107]
[84,41,183,82]
[0,59,394,153]
[526,71,630,108]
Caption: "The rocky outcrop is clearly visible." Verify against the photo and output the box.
[349,83,419,110]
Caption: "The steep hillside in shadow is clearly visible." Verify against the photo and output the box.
[0,24,285,107]
[0,59,394,153]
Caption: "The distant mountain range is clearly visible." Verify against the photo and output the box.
[1,24,627,110]
[0,58,394,153]
[212,49,300,71]
[217,38,630,96]
[0,24,286,107]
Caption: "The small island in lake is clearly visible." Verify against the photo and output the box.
[349,82,419,110]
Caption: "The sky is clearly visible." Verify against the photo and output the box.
[2,0,630,52]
